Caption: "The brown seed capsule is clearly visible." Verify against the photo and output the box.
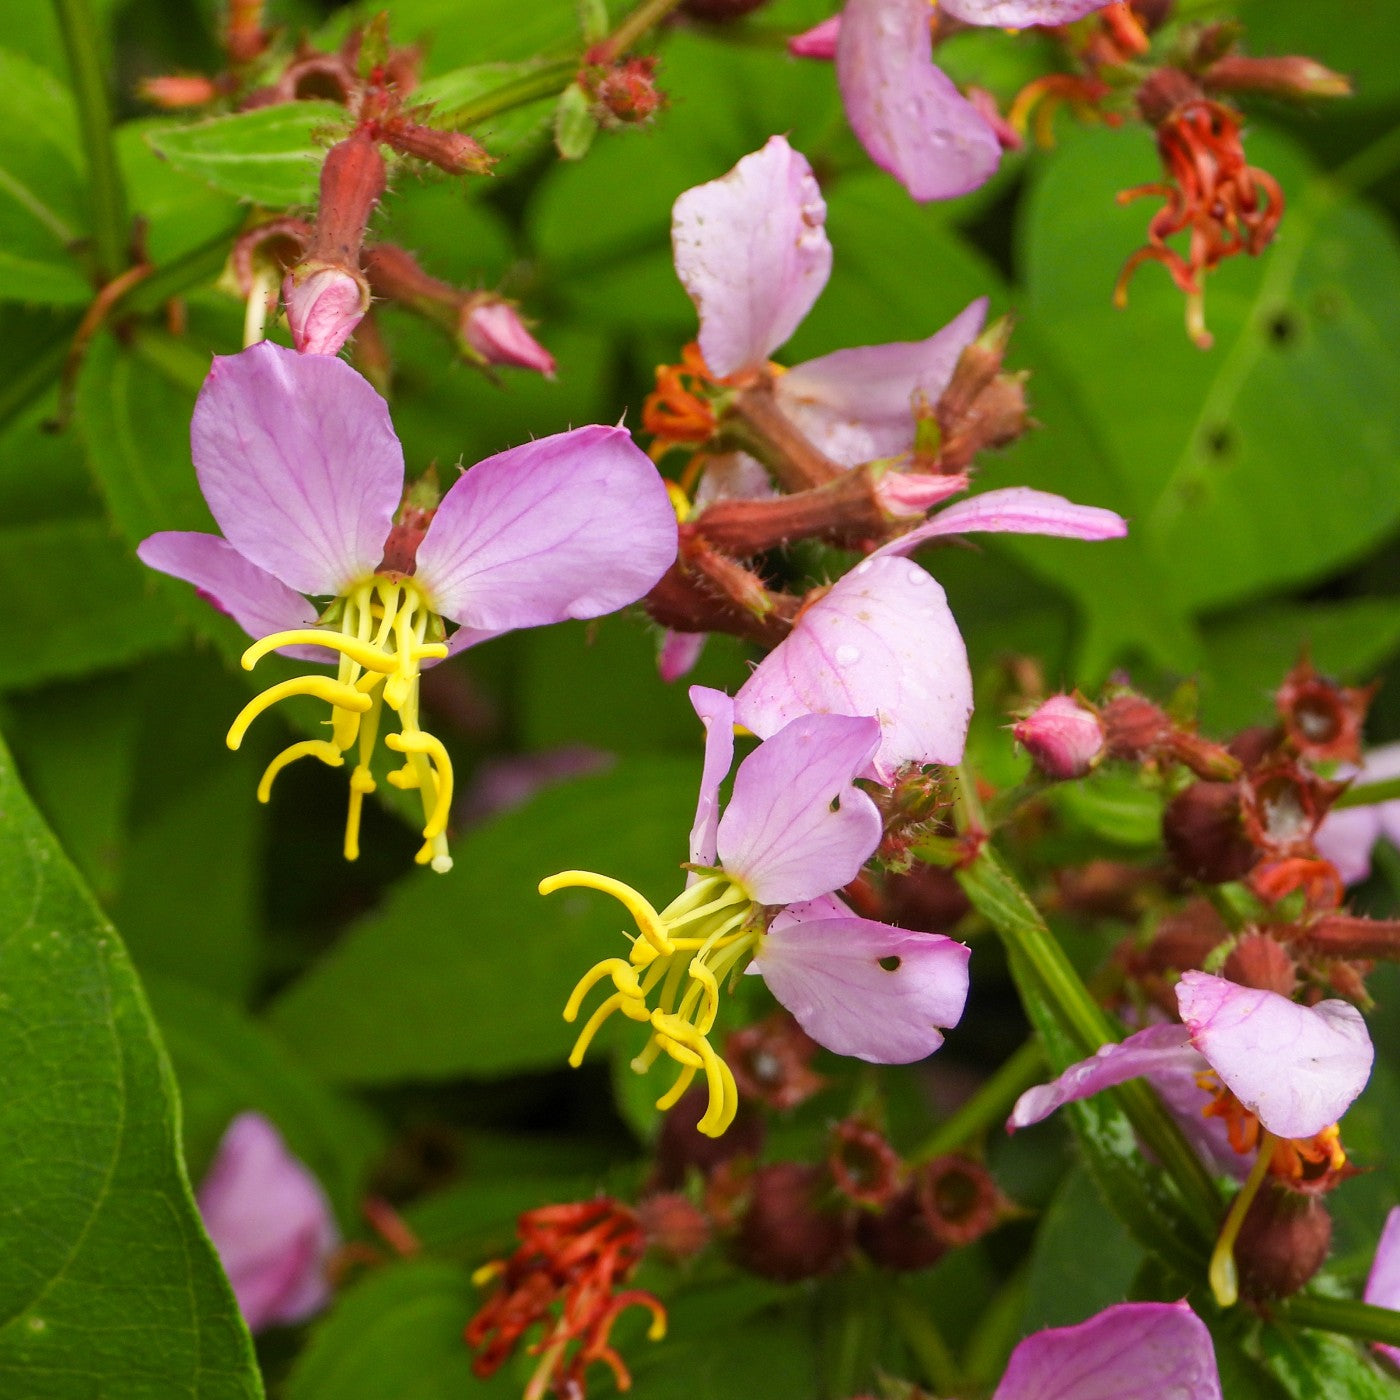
[733,1163,852,1282]
[1163,782,1257,884]
[653,1086,764,1190]
[1233,1180,1332,1300]
[915,1155,1002,1248]
[855,1184,946,1273]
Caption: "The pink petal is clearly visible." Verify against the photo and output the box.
[789,15,840,59]
[196,1113,339,1333]
[717,712,881,905]
[1315,742,1400,884]
[136,531,326,662]
[734,556,972,784]
[755,897,969,1061]
[693,452,776,510]
[1364,1207,1400,1369]
[836,0,1001,202]
[671,135,832,377]
[658,629,707,683]
[994,1301,1222,1400]
[1009,1022,1200,1130]
[941,0,1115,26]
[875,486,1128,557]
[191,340,403,596]
[689,685,736,871]
[1177,971,1374,1140]
[414,425,676,632]
[776,299,988,468]
[283,265,368,357]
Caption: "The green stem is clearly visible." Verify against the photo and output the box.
[52,0,127,280]
[910,1038,1045,1163]
[449,59,579,127]
[957,846,1222,1233]
[885,1278,960,1396]
[1332,776,1400,810]
[1279,1294,1400,1349]
[124,225,245,316]
[601,0,688,58]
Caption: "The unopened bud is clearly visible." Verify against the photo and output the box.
[874,470,967,519]
[140,74,221,107]
[856,1185,945,1272]
[1222,932,1298,997]
[788,15,839,60]
[461,297,556,377]
[1233,1181,1332,1300]
[1204,54,1351,102]
[588,56,665,127]
[967,87,1023,151]
[1163,781,1257,884]
[1013,694,1106,780]
[381,120,492,175]
[305,134,387,268]
[733,1163,852,1282]
[283,263,369,355]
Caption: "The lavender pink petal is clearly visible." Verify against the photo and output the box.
[1315,742,1400,884]
[776,299,988,468]
[734,555,973,784]
[836,0,1001,202]
[875,486,1128,558]
[671,135,832,377]
[1009,1022,1200,1130]
[191,340,403,597]
[196,1112,339,1333]
[993,1301,1222,1400]
[788,15,840,59]
[1364,1207,1400,1368]
[689,685,736,871]
[1177,970,1373,1140]
[137,531,321,657]
[755,895,970,1061]
[717,712,881,905]
[414,425,676,632]
[941,0,1116,27]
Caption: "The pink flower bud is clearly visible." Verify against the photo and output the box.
[1013,694,1105,780]
[196,1113,339,1332]
[874,470,968,519]
[461,298,556,377]
[283,263,369,356]
[788,15,839,60]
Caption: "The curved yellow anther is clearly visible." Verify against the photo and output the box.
[655,1063,698,1112]
[539,871,673,955]
[652,1013,737,1136]
[256,739,345,803]
[684,958,720,1036]
[227,676,372,750]
[564,958,645,1021]
[385,730,454,839]
[568,992,636,1067]
[240,629,400,674]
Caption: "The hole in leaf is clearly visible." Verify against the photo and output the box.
[878,955,901,972]
[1264,308,1300,348]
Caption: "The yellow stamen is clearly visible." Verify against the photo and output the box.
[344,765,377,862]
[227,676,371,750]
[539,872,674,955]
[256,738,345,803]
[1209,1128,1276,1308]
[240,629,403,674]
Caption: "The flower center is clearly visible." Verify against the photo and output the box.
[540,870,761,1136]
[226,574,454,872]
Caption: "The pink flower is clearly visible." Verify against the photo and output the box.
[1314,742,1400,884]
[734,489,1126,781]
[461,297,556,377]
[673,135,991,465]
[196,1113,339,1333]
[994,1300,1222,1400]
[798,0,1115,202]
[1014,694,1106,780]
[1364,1207,1400,1368]
[545,686,969,1134]
[1011,971,1373,1144]
[138,340,675,872]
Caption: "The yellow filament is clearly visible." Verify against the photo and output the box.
[227,676,370,750]
[385,731,453,839]
[256,739,345,803]
[1210,1128,1276,1308]
[539,872,674,955]
[654,1063,698,1111]
[563,958,646,1020]
[343,766,377,862]
[240,629,402,674]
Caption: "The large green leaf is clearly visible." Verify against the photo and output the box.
[266,755,698,1081]
[1253,1321,1400,1400]
[0,728,262,1397]
[145,101,348,208]
[0,47,91,305]
[1021,123,1400,616]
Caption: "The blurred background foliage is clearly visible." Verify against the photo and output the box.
[3,0,1400,1394]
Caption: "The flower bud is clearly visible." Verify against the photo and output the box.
[1013,695,1106,780]
[788,16,839,60]
[636,1192,711,1262]
[140,74,222,107]
[461,297,556,377]
[1163,782,1257,884]
[283,262,370,355]
[733,1163,852,1282]
[1204,54,1352,102]
[588,56,665,127]
[856,1185,946,1272]
[1233,1181,1332,1300]
[381,121,492,175]
[1222,932,1298,997]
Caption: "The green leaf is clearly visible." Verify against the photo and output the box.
[145,101,347,207]
[1053,767,1165,849]
[284,1260,501,1400]
[0,518,184,690]
[1253,1320,1400,1400]
[266,756,699,1082]
[0,727,262,1397]
[0,46,91,305]
[143,973,383,1224]
[1022,123,1400,617]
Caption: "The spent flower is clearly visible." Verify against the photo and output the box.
[139,341,674,872]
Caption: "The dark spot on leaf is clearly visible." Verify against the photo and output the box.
[878,955,901,972]
[1200,422,1236,462]
[1264,307,1300,349]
